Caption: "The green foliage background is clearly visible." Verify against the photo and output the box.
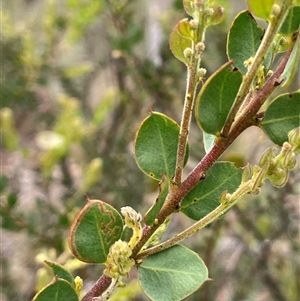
[1,0,299,300]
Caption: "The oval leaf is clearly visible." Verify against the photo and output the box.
[32,277,79,301]
[68,199,123,263]
[247,0,274,20]
[195,61,242,135]
[45,261,75,287]
[260,92,300,145]
[134,111,188,181]
[170,19,193,65]
[138,245,208,301]
[227,10,264,74]
[181,162,242,220]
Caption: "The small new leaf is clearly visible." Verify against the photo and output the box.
[227,10,265,74]
[170,19,194,65]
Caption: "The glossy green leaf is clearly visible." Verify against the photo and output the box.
[32,277,79,301]
[227,10,264,74]
[134,112,188,181]
[169,19,193,65]
[260,92,300,145]
[281,30,300,87]
[68,199,123,263]
[195,61,242,135]
[279,6,300,35]
[181,162,242,220]
[247,0,274,20]
[138,245,208,301]
[144,175,169,225]
[45,261,75,287]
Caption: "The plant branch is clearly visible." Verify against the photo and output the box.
[174,9,207,185]
[136,177,255,259]
[81,275,112,301]
[232,42,294,130]
[222,0,293,137]
[135,45,293,259]
[81,4,294,300]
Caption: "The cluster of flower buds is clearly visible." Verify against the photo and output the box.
[104,239,135,282]
[220,127,299,204]
[259,132,298,188]
[103,206,143,285]
[184,0,224,24]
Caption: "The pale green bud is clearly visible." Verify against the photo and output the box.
[197,68,207,78]
[277,142,297,169]
[208,6,224,25]
[183,47,193,58]
[267,168,289,188]
[74,276,83,296]
[288,127,300,153]
[195,42,205,52]
[259,147,274,168]
[242,164,253,183]
[189,19,198,29]
[271,4,281,17]
[220,190,231,204]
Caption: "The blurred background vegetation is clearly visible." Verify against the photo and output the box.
[0,1,299,300]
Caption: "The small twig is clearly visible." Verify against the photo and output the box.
[173,10,207,185]
[81,275,112,301]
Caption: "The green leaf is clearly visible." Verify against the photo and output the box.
[247,0,274,20]
[203,132,216,153]
[138,245,208,301]
[134,111,188,181]
[281,30,300,88]
[183,0,195,17]
[279,6,300,35]
[32,277,79,301]
[260,92,300,145]
[181,162,242,220]
[45,261,75,287]
[169,19,193,65]
[227,10,265,74]
[144,175,169,225]
[68,199,123,263]
[195,61,242,135]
